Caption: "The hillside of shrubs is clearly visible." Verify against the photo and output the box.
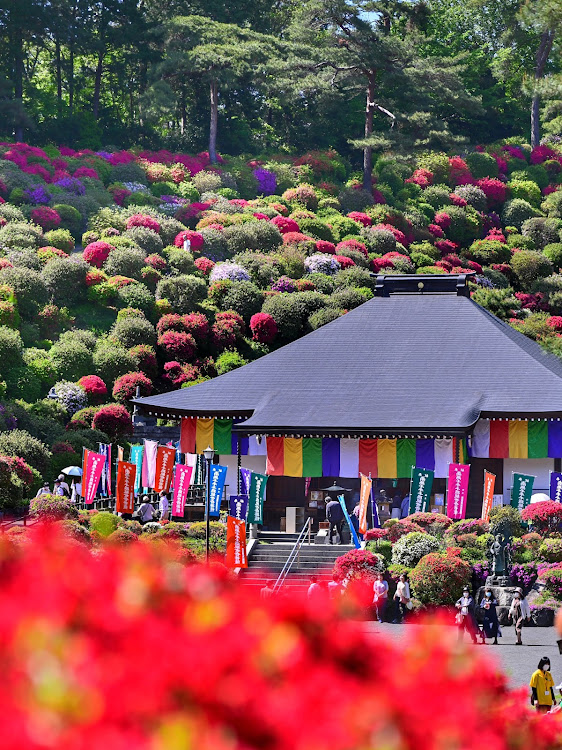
[2,139,562,507]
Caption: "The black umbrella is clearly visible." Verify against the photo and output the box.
[320,483,351,493]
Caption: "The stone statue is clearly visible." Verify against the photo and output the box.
[487,519,512,583]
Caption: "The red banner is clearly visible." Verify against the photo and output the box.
[226,517,247,568]
[359,474,372,535]
[116,461,136,514]
[153,446,176,493]
[83,450,105,505]
[172,464,193,517]
[481,471,496,521]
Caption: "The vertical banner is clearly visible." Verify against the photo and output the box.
[229,495,249,520]
[481,471,496,521]
[81,448,90,496]
[141,439,158,489]
[209,464,228,517]
[172,464,193,517]
[117,445,124,463]
[409,467,434,515]
[338,494,361,549]
[154,446,176,493]
[83,452,105,505]
[550,471,562,503]
[248,472,268,524]
[116,461,136,513]
[130,445,144,495]
[98,443,111,497]
[226,516,248,568]
[511,473,535,512]
[446,463,470,520]
[359,474,372,535]
[371,486,380,529]
[240,467,251,495]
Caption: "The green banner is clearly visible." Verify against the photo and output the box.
[510,473,535,512]
[248,472,268,524]
[409,467,434,515]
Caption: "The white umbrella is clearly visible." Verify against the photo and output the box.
[62,466,83,476]
[530,492,550,504]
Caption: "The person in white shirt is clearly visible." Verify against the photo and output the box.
[392,574,411,623]
[35,482,50,497]
[159,492,170,521]
[328,573,341,599]
[509,587,531,645]
[138,496,156,524]
[373,572,389,622]
[57,474,70,496]
[308,576,324,603]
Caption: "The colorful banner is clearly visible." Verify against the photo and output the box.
[229,495,248,520]
[226,517,248,568]
[97,443,111,497]
[371,486,380,528]
[471,418,562,459]
[265,436,467,479]
[141,439,158,489]
[240,467,251,495]
[409,467,434,514]
[359,474,371,535]
[550,471,562,503]
[248,472,268,525]
[116,461,136,513]
[179,417,254,456]
[338,494,361,549]
[446,463,470,520]
[481,471,496,521]
[130,445,143,495]
[208,464,227,518]
[154,446,176,493]
[83,450,105,505]
[511,473,535,512]
[172,464,193,517]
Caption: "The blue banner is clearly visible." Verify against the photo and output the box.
[240,467,251,495]
[371,487,380,528]
[229,494,248,520]
[551,471,562,503]
[209,464,227,517]
[130,445,143,496]
[338,494,361,549]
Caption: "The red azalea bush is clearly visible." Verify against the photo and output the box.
[434,212,451,229]
[521,500,562,535]
[315,240,336,254]
[156,313,184,335]
[157,330,197,362]
[29,496,79,521]
[547,316,562,332]
[332,548,385,583]
[211,319,237,350]
[407,512,452,533]
[174,229,204,252]
[83,241,115,268]
[144,253,167,270]
[216,310,245,336]
[126,214,161,233]
[92,403,133,439]
[195,256,215,275]
[406,168,433,187]
[476,178,508,205]
[410,548,471,605]
[347,211,372,226]
[282,231,312,246]
[0,528,560,749]
[85,268,107,286]
[77,375,107,403]
[112,371,152,404]
[271,216,299,234]
[129,344,158,379]
[363,528,389,541]
[336,239,368,257]
[372,223,407,246]
[334,255,355,269]
[182,312,210,344]
[384,519,425,542]
[31,206,61,231]
[250,312,278,344]
[74,166,99,180]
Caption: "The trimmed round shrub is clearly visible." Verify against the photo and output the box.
[466,151,498,179]
[391,532,441,568]
[113,371,152,404]
[83,241,115,268]
[30,494,79,521]
[31,207,60,231]
[538,538,562,563]
[298,218,335,242]
[521,500,562,534]
[444,206,482,244]
[511,250,553,287]
[330,288,370,310]
[155,275,207,314]
[502,199,542,230]
[410,549,471,605]
[0,221,43,250]
[541,568,562,600]
[104,248,146,280]
[0,266,48,318]
[49,341,93,381]
[218,280,264,323]
[489,505,524,537]
[42,258,88,304]
[0,326,23,378]
[112,316,156,348]
[508,179,542,208]
[94,346,137,387]
[53,203,82,237]
[165,248,196,275]
[158,330,197,362]
[332,548,385,583]
[262,291,327,341]
[90,511,120,538]
[124,226,163,254]
[453,185,488,212]
[362,228,396,254]
[92,404,133,439]
[116,283,154,316]
[44,228,74,253]
[465,240,511,265]
[77,374,107,403]
[209,262,250,283]
[215,350,248,375]
[419,185,451,209]
[522,217,562,250]
[309,307,342,329]
[541,190,562,218]
[543,243,562,269]
[0,429,51,473]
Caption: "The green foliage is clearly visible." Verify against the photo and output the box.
[93,345,137,387]
[510,250,553,287]
[112,317,156,349]
[391,532,441,568]
[471,287,520,320]
[0,266,48,318]
[0,429,51,473]
[90,511,120,538]
[156,275,207,313]
[42,258,88,304]
[489,505,524,537]
[466,152,498,179]
[502,199,542,230]
[218,280,263,322]
[215,350,248,374]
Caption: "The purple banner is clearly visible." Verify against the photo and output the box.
[240,467,251,495]
[229,494,248,520]
[550,471,562,503]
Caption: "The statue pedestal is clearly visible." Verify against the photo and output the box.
[477,580,519,626]
[485,575,510,587]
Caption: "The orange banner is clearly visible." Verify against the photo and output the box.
[359,474,372,535]
[481,470,496,521]
[226,517,247,568]
[116,461,136,514]
[153,446,176,493]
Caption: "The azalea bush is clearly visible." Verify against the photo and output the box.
[521,500,562,534]
[391,531,441,568]
[410,548,471,605]
[0,527,561,750]
[332,548,385,582]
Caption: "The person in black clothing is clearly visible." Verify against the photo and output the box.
[479,587,499,645]
[325,496,345,545]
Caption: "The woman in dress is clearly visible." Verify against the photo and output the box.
[479,587,499,645]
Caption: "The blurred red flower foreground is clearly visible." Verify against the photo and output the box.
[1,525,561,750]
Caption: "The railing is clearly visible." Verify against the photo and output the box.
[272,517,313,592]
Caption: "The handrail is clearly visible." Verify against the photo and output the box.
[273,517,313,592]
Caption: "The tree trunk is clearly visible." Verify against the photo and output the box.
[209,78,218,164]
[180,88,187,136]
[13,24,24,141]
[362,73,376,192]
[531,30,555,148]
[93,49,104,120]
[55,38,62,116]
[69,45,75,114]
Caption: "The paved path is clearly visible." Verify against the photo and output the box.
[363,622,562,692]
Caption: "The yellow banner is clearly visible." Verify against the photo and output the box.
[284,438,303,477]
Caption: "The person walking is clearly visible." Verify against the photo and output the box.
[158,491,170,522]
[455,586,478,644]
[327,573,341,599]
[260,580,275,600]
[479,587,499,645]
[530,657,556,714]
[392,574,411,623]
[53,480,66,497]
[508,587,531,645]
[57,474,70,497]
[307,576,323,603]
[35,481,50,497]
[325,496,345,545]
[373,572,389,622]
[138,495,156,525]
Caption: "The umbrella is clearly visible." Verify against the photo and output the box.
[62,466,83,476]
[530,492,550,504]
[320,483,351,493]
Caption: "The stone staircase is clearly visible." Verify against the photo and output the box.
[240,530,355,593]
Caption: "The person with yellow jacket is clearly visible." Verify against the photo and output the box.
[530,657,556,714]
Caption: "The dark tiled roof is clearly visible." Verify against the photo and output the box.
[134,292,562,436]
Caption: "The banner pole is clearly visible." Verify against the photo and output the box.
[409,464,414,515]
